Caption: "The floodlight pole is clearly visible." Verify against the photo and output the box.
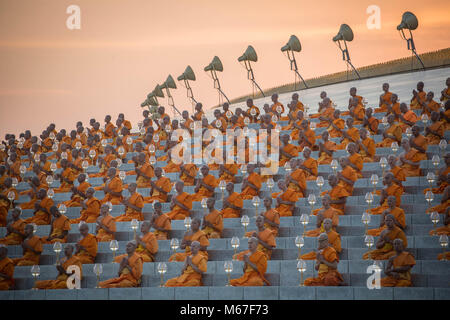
[243,60,265,97]
[183,79,198,105]
[400,29,425,70]
[286,50,308,89]
[337,40,361,80]
[164,88,182,117]
[210,70,230,104]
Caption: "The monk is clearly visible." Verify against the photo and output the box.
[114,183,144,222]
[327,110,345,138]
[399,139,427,177]
[149,201,171,240]
[12,224,43,266]
[304,233,343,286]
[165,241,207,287]
[218,183,242,219]
[424,173,449,196]
[409,125,427,156]
[70,188,101,224]
[440,77,450,102]
[370,173,403,214]
[307,195,340,236]
[74,223,98,264]
[314,97,334,123]
[101,168,123,205]
[363,214,408,260]
[272,180,299,217]
[356,128,375,163]
[54,159,77,193]
[337,117,360,150]
[20,177,46,210]
[297,120,316,151]
[202,198,223,239]
[34,245,82,290]
[285,159,306,198]
[368,196,405,236]
[0,178,18,227]
[301,218,341,260]
[0,208,26,245]
[399,103,419,131]
[258,197,280,237]
[95,204,116,242]
[132,221,158,262]
[315,174,350,215]
[279,134,298,167]
[167,181,193,220]
[0,247,14,290]
[230,237,270,287]
[426,184,450,214]
[63,174,91,207]
[375,83,393,113]
[425,111,444,145]
[103,115,116,139]
[99,241,143,288]
[380,239,416,287]
[318,131,337,165]
[191,165,218,202]
[192,103,205,121]
[385,94,401,120]
[41,206,71,244]
[237,215,276,260]
[363,108,380,135]
[337,157,357,195]
[347,143,363,178]
[240,164,261,200]
[290,111,305,140]
[387,155,406,190]
[410,81,427,109]
[270,93,284,116]
[135,153,154,188]
[24,189,54,225]
[348,96,365,124]
[90,145,116,178]
[169,218,209,262]
[243,98,260,123]
[299,147,318,181]
[420,91,441,117]
[179,163,198,186]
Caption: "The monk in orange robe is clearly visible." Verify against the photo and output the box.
[318,131,337,165]
[399,103,419,131]
[349,96,365,124]
[313,96,334,122]
[165,241,208,287]
[133,221,158,262]
[301,218,341,260]
[279,134,298,167]
[202,198,223,239]
[410,81,427,109]
[426,184,450,214]
[440,77,450,102]
[424,173,449,196]
[375,83,393,113]
[221,182,244,218]
[238,215,276,260]
[192,103,205,121]
[298,120,316,151]
[326,109,345,138]
[442,100,450,131]
[180,163,198,186]
[379,239,416,287]
[243,98,260,123]
[19,176,47,210]
[399,138,427,177]
[258,197,280,236]
[0,247,14,290]
[306,195,340,238]
[347,143,363,178]
[315,175,350,215]
[191,165,218,202]
[299,148,318,181]
[54,159,77,193]
[409,125,427,156]
[99,241,143,288]
[337,117,360,150]
[90,145,116,178]
[101,168,123,205]
[12,224,43,266]
[420,91,441,117]
[337,157,357,195]
[270,93,285,116]
[34,245,83,290]
[362,108,380,135]
[370,173,403,214]
[41,206,71,244]
[63,174,91,207]
[375,114,402,148]
[95,204,116,242]
[0,208,25,245]
[115,183,144,221]
[385,93,401,121]
[218,163,239,183]
[272,180,299,217]
[282,102,299,126]
[285,159,306,198]
[425,111,444,145]
[74,223,98,264]
[385,155,406,191]
[429,208,449,236]
[363,214,408,260]
[102,115,117,139]
[149,202,171,240]
[368,196,405,236]
[289,112,305,141]
[0,178,18,227]
[230,237,270,287]
[24,189,54,225]
[304,233,343,286]
[167,181,193,220]
[134,153,154,188]
[169,218,209,262]
[70,188,101,224]
[356,128,376,163]
[239,164,260,200]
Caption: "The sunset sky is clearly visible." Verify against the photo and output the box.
[0,0,449,137]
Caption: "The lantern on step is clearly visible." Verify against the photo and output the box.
[140,128,146,136]
[50,163,57,174]
[148,144,156,154]
[365,192,374,212]
[47,188,55,199]
[52,144,59,152]
[379,157,387,176]
[75,141,82,150]
[316,176,324,194]
[425,190,434,208]
[118,147,125,158]
[331,159,338,175]
[53,241,62,264]
[126,137,133,146]
[170,238,179,254]
[370,174,379,195]
[116,158,122,167]
[157,262,167,287]
[439,234,448,261]
[31,265,40,290]
[7,191,15,203]
[101,139,107,148]
[33,153,40,163]
[153,134,160,143]
[82,160,89,172]
[30,223,37,234]
[284,162,292,173]
[224,261,233,286]
[201,198,207,214]
[11,178,18,188]
[130,219,139,240]
[241,215,250,235]
[184,217,192,231]
[439,139,447,158]
[244,117,250,126]
[295,235,304,259]
[405,127,412,138]
[61,152,68,160]
[275,124,281,133]
[266,178,275,193]
[390,142,399,154]
[119,171,126,181]
[219,180,226,201]
[93,263,103,288]
[271,115,278,123]
[308,194,316,216]
[241,165,247,175]
[364,235,375,261]
[300,214,309,236]
[19,165,26,178]
[297,259,306,286]
[362,212,371,234]
[252,196,260,216]
[161,169,165,177]
[421,114,428,125]
[109,240,119,262]
[426,172,435,189]
[231,236,240,260]
[106,201,113,212]
[149,156,156,166]
[58,204,67,215]
[430,211,439,233]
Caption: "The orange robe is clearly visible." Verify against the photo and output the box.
[165,253,208,287]
[0,187,18,227]
[402,149,427,177]
[370,183,403,215]
[24,197,54,225]
[337,127,360,150]
[380,251,416,287]
[301,230,341,260]
[166,192,193,220]
[351,104,365,124]
[134,232,158,262]
[152,213,172,240]
[426,121,444,145]
[99,253,143,288]
[301,158,318,181]
[375,92,393,113]
[316,185,350,215]
[90,153,116,178]
[115,192,145,221]
[63,181,91,207]
[169,230,210,262]
[273,188,299,217]
[54,167,77,193]
[348,153,363,178]
[12,235,43,266]
[318,141,337,165]
[101,176,123,205]
[338,166,358,195]
[298,128,316,151]
[360,138,376,162]
[218,164,239,183]
[70,197,101,224]
[191,174,218,202]
[280,144,298,167]
[35,256,83,290]
[366,117,380,135]
[262,208,280,236]
[368,207,405,236]
[410,91,426,109]
[0,218,26,245]
[0,257,14,290]
[376,123,403,148]
[399,110,419,131]
[230,250,269,287]
[422,100,441,117]
[237,228,276,260]
[304,246,343,286]
[180,164,198,186]
[202,209,223,239]
[96,214,116,242]
[328,118,345,138]
[288,169,307,198]
[41,214,71,244]
[363,226,408,260]
[75,233,98,264]
[221,192,244,218]
[136,163,155,188]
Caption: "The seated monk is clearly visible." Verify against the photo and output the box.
[270,93,284,117]
[442,95,450,131]
[240,164,262,200]
[12,224,43,266]
[143,167,171,203]
[316,97,335,127]
[169,218,209,262]
[24,189,54,225]
[346,143,363,178]
[337,117,360,150]
[133,221,158,262]
[191,165,218,202]
[385,93,401,121]
[237,215,276,260]
[74,223,98,264]
[362,108,380,135]
[99,241,143,288]
[191,103,205,122]
[424,173,449,196]
[34,245,83,290]
[41,206,71,244]
[54,159,77,193]
[0,177,18,227]
[70,188,101,224]
[260,197,280,237]
[426,184,450,214]
[370,173,403,214]
[90,145,116,178]
[301,218,341,260]
[345,87,363,113]
[430,207,449,236]
[221,182,244,218]
[202,198,223,239]
[327,109,345,138]
[135,153,154,188]
[218,163,239,183]
[272,180,299,217]
[230,237,270,287]
[115,183,144,221]
[363,214,408,260]
[380,239,416,287]
[279,134,298,167]
[20,177,47,210]
[410,81,427,110]
[0,247,14,290]
[149,202,171,240]
[63,173,91,207]
[304,233,343,286]
[166,181,193,220]
[290,111,305,141]
[291,92,305,112]
[337,157,357,195]
[306,195,339,238]
[298,147,318,181]
[399,103,419,131]
[314,174,350,215]
[318,131,337,165]
[282,102,299,127]
[312,94,334,120]
[375,82,393,113]
[387,155,406,191]
[409,125,427,157]
[297,120,316,151]
[420,91,441,117]
[95,204,116,242]
[398,138,427,177]
[375,114,402,148]
[286,159,306,198]
[179,163,198,186]
[165,241,207,287]
[425,111,444,145]
[440,77,450,102]
[101,168,123,205]
[357,128,375,162]
[348,96,365,124]
[0,208,26,245]
[242,98,260,124]
[368,196,405,236]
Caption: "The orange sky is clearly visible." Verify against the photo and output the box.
[0,0,449,137]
